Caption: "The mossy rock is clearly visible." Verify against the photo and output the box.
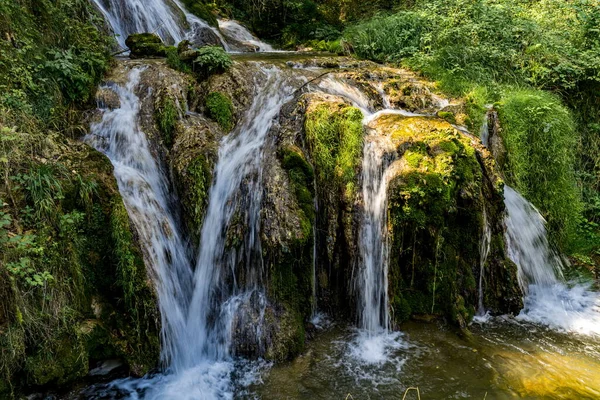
[126,33,167,58]
[368,115,484,326]
[205,92,234,131]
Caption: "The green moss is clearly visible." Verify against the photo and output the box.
[280,146,315,241]
[497,88,580,248]
[387,122,482,325]
[179,0,218,26]
[156,96,178,148]
[187,155,212,231]
[166,46,192,73]
[125,33,167,58]
[24,335,87,386]
[205,92,234,131]
[305,102,363,201]
[437,111,456,124]
[110,200,160,372]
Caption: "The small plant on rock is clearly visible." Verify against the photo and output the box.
[193,46,232,77]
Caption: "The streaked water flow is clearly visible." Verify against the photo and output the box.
[86,67,193,367]
[218,20,274,52]
[504,185,600,335]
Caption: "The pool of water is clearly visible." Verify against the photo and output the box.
[249,318,600,400]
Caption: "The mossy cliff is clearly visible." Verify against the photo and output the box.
[0,131,159,396]
[366,114,522,326]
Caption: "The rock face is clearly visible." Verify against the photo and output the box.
[366,115,522,326]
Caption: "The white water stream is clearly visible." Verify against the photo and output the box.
[218,20,274,52]
[86,68,193,367]
[86,63,304,398]
[90,0,274,52]
[504,186,600,335]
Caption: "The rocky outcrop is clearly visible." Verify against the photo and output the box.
[365,114,522,327]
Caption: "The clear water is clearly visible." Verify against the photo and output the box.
[251,320,600,400]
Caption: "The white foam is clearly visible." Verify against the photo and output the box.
[518,282,600,336]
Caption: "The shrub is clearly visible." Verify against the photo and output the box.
[498,88,580,246]
[193,46,233,77]
[205,92,234,131]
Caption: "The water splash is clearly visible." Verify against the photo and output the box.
[86,67,193,367]
[504,185,600,335]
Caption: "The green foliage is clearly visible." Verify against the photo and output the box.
[343,0,600,255]
[180,0,218,26]
[205,92,234,131]
[497,89,580,247]
[305,103,363,200]
[0,0,111,126]
[344,11,429,62]
[193,46,233,77]
[166,47,192,73]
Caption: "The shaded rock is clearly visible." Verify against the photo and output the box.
[95,87,120,109]
[187,26,223,48]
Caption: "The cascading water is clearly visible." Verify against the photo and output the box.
[504,186,600,335]
[90,0,222,48]
[218,20,274,52]
[85,67,193,367]
[357,138,395,333]
[84,63,302,399]
[182,64,299,368]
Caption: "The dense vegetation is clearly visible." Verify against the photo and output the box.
[211,0,598,270]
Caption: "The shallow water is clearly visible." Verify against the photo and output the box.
[250,320,600,400]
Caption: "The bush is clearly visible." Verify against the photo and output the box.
[498,88,580,246]
[193,46,233,77]
[205,92,234,131]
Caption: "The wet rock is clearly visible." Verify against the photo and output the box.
[187,26,223,48]
[96,87,121,109]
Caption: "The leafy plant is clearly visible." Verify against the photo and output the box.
[193,46,233,77]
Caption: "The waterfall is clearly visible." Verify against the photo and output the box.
[181,64,298,368]
[504,186,600,335]
[218,20,274,52]
[85,67,193,366]
[357,138,395,332]
[90,0,227,49]
[504,186,564,291]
